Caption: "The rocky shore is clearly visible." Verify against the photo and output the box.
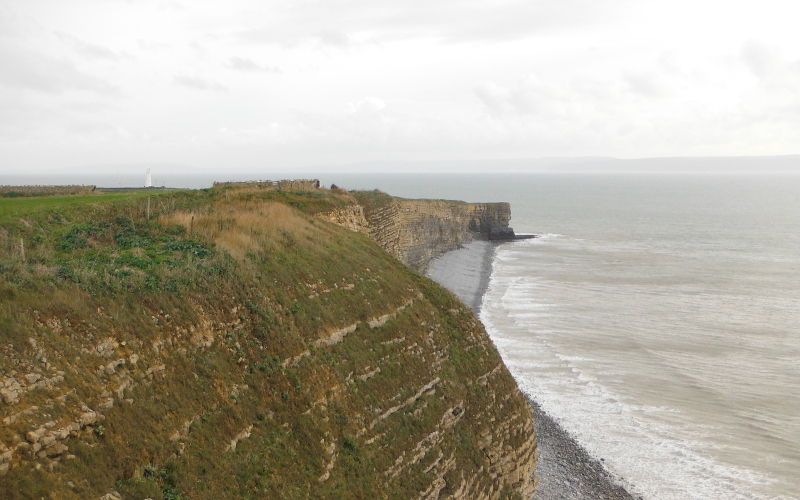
[529,398,638,500]
[427,238,639,500]
[426,240,497,314]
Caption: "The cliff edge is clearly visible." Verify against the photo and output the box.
[321,189,515,273]
[0,182,536,500]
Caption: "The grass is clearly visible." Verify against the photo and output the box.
[0,190,173,223]
[348,189,395,211]
[0,183,533,500]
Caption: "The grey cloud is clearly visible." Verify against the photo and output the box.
[157,1,185,10]
[317,30,353,48]
[64,119,119,136]
[237,0,635,46]
[623,72,664,98]
[136,38,171,51]
[740,40,779,77]
[227,57,280,73]
[0,94,51,138]
[0,4,37,40]
[345,98,389,139]
[475,82,514,115]
[471,54,800,157]
[173,74,227,91]
[657,50,685,75]
[475,76,565,117]
[56,32,126,61]
[239,27,359,49]
[0,91,119,141]
[430,0,637,43]
[0,45,118,94]
[189,41,209,54]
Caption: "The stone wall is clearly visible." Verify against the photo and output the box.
[212,179,321,191]
[277,179,320,191]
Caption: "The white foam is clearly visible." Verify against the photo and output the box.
[480,245,790,500]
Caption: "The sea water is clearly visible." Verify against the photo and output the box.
[328,173,800,500]
[479,174,800,500]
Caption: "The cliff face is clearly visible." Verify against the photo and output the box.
[0,184,535,500]
[323,193,515,272]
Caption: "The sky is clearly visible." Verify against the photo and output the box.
[2,0,800,176]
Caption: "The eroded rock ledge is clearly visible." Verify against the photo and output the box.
[323,193,515,273]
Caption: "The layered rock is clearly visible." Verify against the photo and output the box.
[322,195,515,272]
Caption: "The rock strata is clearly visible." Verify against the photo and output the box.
[323,195,515,272]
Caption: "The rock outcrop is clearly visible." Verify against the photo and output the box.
[323,194,516,272]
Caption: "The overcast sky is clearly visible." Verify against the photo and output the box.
[2,0,800,175]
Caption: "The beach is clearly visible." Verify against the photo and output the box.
[427,240,637,500]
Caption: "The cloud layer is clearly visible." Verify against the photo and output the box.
[1,0,799,173]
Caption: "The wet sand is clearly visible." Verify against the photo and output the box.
[426,239,638,500]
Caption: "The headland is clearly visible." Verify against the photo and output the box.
[0,180,535,499]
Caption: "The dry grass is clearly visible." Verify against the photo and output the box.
[163,199,313,261]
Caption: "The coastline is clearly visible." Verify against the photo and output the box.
[426,240,498,315]
[426,239,639,500]
[527,397,638,500]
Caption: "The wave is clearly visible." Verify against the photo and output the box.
[480,242,791,500]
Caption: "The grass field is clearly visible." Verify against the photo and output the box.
[0,190,173,222]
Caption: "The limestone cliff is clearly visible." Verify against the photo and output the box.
[322,192,515,272]
[0,183,535,500]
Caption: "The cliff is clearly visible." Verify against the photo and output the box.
[0,183,536,499]
[322,190,515,273]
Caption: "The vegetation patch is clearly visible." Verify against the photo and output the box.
[0,183,534,500]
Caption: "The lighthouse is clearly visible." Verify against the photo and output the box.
[145,168,152,188]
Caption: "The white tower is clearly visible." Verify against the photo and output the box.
[145,168,152,188]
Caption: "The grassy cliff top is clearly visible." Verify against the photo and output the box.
[0,184,535,500]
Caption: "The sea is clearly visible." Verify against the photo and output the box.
[5,170,799,499]
[327,172,800,500]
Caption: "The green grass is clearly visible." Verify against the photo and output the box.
[0,190,173,222]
